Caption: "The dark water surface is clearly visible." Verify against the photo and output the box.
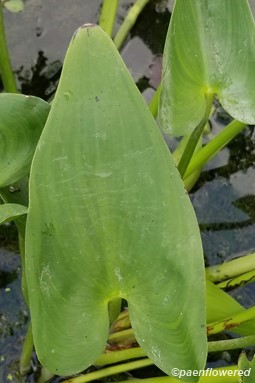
[0,0,255,382]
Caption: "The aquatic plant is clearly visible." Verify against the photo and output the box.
[0,0,255,382]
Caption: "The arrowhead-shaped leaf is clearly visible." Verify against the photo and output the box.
[0,94,50,187]
[26,25,206,378]
[159,0,255,136]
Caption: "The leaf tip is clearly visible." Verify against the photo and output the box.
[72,23,98,41]
[80,23,97,29]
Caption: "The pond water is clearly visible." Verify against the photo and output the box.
[0,1,255,382]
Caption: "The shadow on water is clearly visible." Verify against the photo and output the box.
[17,52,62,100]
[0,0,255,382]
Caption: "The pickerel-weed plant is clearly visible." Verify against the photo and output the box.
[0,0,255,382]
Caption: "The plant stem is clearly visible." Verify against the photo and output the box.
[207,306,255,335]
[206,252,255,283]
[111,309,130,332]
[208,335,255,352]
[88,334,255,380]
[149,83,162,118]
[108,297,122,324]
[18,231,29,303]
[96,333,255,367]
[19,323,33,375]
[0,2,18,92]
[184,120,247,180]
[108,327,136,343]
[62,358,153,383]
[217,269,255,290]
[173,134,203,192]
[114,0,149,50]
[177,93,214,177]
[99,0,119,37]
[36,367,55,383]
[95,347,146,366]
[113,367,238,383]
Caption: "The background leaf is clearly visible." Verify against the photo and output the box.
[238,352,255,382]
[159,0,255,136]
[0,203,27,224]
[3,0,24,13]
[0,178,29,299]
[206,281,255,335]
[26,25,206,378]
[0,94,50,187]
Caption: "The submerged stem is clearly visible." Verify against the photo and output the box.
[178,93,214,177]
[0,2,18,92]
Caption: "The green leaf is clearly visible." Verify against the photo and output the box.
[0,203,27,224]
[159,0,255,136]
[206,280,255,336]
[0,178,29,208]
[4,0,24,13]
[26,25,206,378]
[0,178,29,301]
[238,352,255,382]
[0,93,50,187]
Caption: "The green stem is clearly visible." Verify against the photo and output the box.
[62,358,152,383]
[111,309,130,332]
[19,323,33,375]
[0,2,18,92]
[114,0,149,50]
[178,94,214,177]
[108,327,135,343]
[207,306,255,335]
[206,252,255,283]
[113,367,239,383]
[18,231,29,303]
[208,335,255,352]
[173,134,203,191]
[108,297,122,324]
[36,367,55,383]
[217,269,255,290]
[99,0,119,37]
[95,347,146,366]
[149,83,162,118]
[97,333,255,367]
[184,120,247,180]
